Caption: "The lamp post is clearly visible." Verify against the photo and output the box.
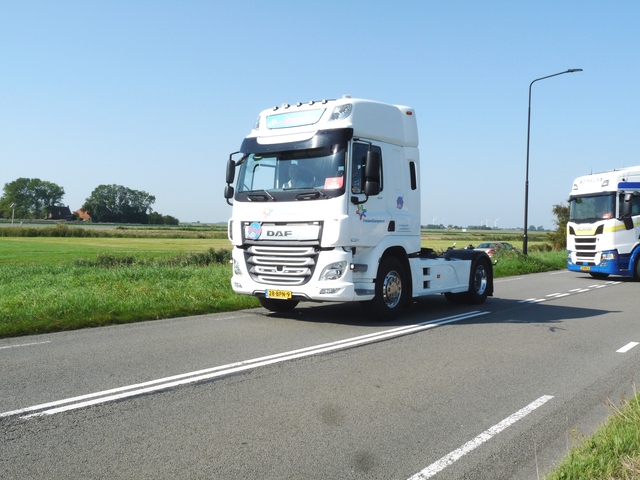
[523,68,583,255]
[10,203,15,226]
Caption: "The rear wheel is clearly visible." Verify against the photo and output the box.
[258,297,299,312]
[361,257,407,321]
[466,259,490,304]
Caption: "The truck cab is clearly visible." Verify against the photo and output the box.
[567,167,640,279]
[224,96,493,319]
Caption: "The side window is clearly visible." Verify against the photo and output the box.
[351,143,383,194]
[633,195,640,216]
[619,193,640,216]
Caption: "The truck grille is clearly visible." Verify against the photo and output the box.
[573,236,597,263]
[245,246,318,286]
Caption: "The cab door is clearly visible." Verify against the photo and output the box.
[348,142,390,247]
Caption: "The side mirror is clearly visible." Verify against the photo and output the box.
[621,192,636,230]
[224,185,235,206]
[363,150,381,196]
[226,159,236,184]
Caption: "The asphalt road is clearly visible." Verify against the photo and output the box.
[2,270,639,479]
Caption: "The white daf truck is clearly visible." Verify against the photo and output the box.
[223,96,493,320]
[567,166,640,279]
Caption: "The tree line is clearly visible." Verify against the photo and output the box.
[0,178,179,225]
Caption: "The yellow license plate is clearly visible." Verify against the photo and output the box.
[266,289,292,299]
[580,266,591,271]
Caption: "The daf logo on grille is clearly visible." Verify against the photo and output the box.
[267,230,293,237]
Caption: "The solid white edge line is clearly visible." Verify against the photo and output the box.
[407,395,554,480]
[2,310,490,418]
[0,341,51,350]
[616,342,640,353]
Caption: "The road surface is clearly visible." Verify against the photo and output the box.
[2,270,639,479]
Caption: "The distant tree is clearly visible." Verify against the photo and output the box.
[148,212,180,225]
[538,225,545,232]
[82,184,155,223]
[162,215,179,225]
[547,202,570,250]
[0,178,65,219]
[529,225,537,232]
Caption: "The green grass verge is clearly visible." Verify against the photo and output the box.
[546,393,640,479]
[0,254,259,337]
[493,250,567,278]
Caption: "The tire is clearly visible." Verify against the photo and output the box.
[589,272,610,280]
[361,256,407,321]
[258,297,299,312]
[465,258,490,304]
[635,258,640,281]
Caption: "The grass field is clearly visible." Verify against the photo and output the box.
[0,236,232,265]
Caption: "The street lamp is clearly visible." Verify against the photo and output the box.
[523,68,583,255]
[10,203,15,226]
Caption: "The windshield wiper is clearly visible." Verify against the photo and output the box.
[295,187,329,200]
[247,189,275,201]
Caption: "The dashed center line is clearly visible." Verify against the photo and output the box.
[520,281,620,304]
[617,342,639,353]
[408,395,554,479]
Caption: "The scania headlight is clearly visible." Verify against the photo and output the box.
[319,261,347,281]
[601,251,617,261]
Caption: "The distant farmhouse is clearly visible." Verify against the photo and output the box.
[44,205,75,221]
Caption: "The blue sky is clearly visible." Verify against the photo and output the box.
[2,1,639,229]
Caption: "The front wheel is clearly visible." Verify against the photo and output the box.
[589,272,610,280]
[361,257,407,321]
[466,259,490,304]
[258,297,299,312]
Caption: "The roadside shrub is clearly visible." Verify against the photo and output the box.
[73,248,231,268]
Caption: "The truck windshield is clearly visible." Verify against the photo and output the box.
[569,193,616,223]
[235,144,346,201]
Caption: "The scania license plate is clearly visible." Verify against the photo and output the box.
[580,266,591,271]
[266,289,292,299]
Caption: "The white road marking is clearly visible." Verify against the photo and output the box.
[0,341,51,350]
[407,395,554,480]
[519,279,620,305]
[1,310,490,419]
[494,277,523,283]
[616,342,639,353]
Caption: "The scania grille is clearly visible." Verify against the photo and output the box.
[573,236,596,262]
[245,246,318,286]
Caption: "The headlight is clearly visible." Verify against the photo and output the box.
[601,251,617,260]
[319,261,347,281]
[233,259,242,275]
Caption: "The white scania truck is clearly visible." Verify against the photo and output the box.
[567,166,640,279]
[223,96,493,320]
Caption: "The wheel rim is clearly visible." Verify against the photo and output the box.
[474,265,488,295]
[382,270,402,309]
